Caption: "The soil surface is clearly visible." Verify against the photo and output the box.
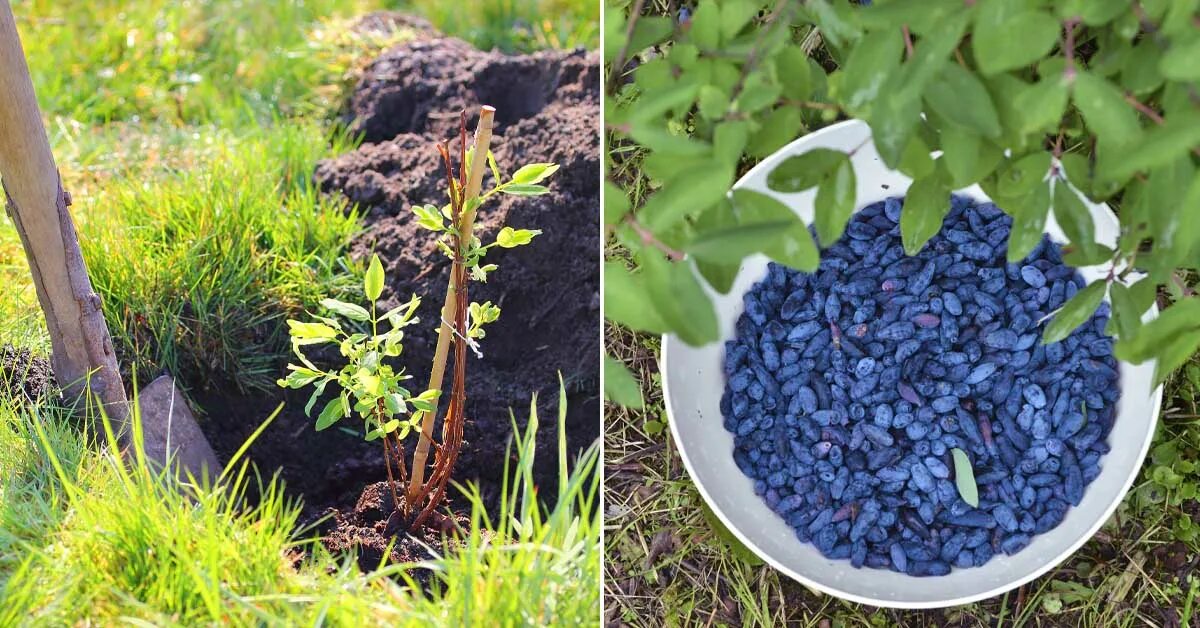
[0,344,56,404]
[201,30,600,563]
[318,482,474,577]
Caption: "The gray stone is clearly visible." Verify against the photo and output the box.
[136,374,219,483]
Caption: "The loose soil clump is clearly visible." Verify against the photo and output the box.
[318,482,473,576]
[202,33,599,566]
[0,344,55,404]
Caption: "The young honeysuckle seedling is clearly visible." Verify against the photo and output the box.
[279,107,556,532]
[278,253,439,447]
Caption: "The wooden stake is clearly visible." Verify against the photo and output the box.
[407,106,495,499]
[0,0,128,431]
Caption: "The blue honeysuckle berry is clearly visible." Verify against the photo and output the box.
[720,195,1119,574]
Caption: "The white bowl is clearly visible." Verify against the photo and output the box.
[662,119,1162,608]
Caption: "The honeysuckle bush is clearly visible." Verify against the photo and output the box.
[280,120,554,528]
[603,0,1200,409]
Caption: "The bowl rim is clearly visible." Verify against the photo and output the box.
[661,118,1163,608]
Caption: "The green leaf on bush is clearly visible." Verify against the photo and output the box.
[641,251,718,346]
[900,175,950,255]
[972,4,1059,75]
[866,90,922,167]
[1014,77,1070,135]
[604,355,644,409]
[641,160,734,231]
[1159,35,1200,81]
[687,222,794,263]
[924,64,1003,139]
[1004,184,1051,262]
[897,135,935,179]
[939,124,1003,188]
[1098,112,1200,182]
[1073,71,1141,147]
[1053,181,1100,259]
[730,190,821,271]
[689,0,720,48]
[1043,280,1107,345]
[627,16,675,55]
[815,158,857,246]
[630,124,712,156]
[951,448,979,508]
[604,261,670,334]
[765,148,845,193]
[747,107,804,158]
[1116,298,1200,363]
[776,46,813,101]
[838,29,902,112]
[604,180,631,226]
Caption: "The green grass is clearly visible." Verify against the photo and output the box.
[406,0,599,53]
[82,123,362,392]
[0,385,599,624]
[1,0,598,623]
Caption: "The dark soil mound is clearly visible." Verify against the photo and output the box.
[201,34,599,561]
[0,344,56,404]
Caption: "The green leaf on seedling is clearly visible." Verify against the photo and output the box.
[511,163,559,185]
[304,378,329,416]
[287,320,339,340]
[413,204,445,231]
[365,255,385,302]
[501,184,551,196]
[410,389,441,413]
[1043,280,1107,345]
[814,158,856,247]
[321,298,370,322]
[279,367,322,389]
[316,394,348,430]
[900,175,950,255]
[951,448,979,508]
[383,295,421,326]
[604,355,643,408]
[765,148,845,193]
[384,393,406,415]
[487,150,501,184]
[496,226,542,248]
